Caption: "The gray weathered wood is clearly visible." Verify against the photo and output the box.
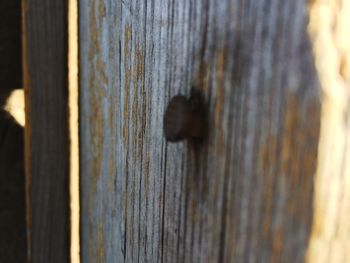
[23,0,70,261]
[80,0,320,262]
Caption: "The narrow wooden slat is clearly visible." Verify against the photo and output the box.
[22,0,70,261]
[68,0,80,261]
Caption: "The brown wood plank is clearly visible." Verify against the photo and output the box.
[22,0,70,261]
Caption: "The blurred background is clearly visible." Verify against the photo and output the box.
[0,1,26,262]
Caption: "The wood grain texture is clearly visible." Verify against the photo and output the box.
[23,0,70,261]
[80,0,321,262]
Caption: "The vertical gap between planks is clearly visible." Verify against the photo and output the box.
[68,0,80,261]
[21,0,31,259]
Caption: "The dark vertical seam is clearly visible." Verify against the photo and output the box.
[130,18,135,263]
[188,2,196,261]
[119,1,128,260]
[168,1,177,261]
[139,0,149,261]
[196,0,209,261]
[156,140,165,263]
[181,2,192,262]
[184,0,193,92]
[136,0,143,260]
[217,6,233,262]
[176,153,186,262]
[160,146,168,263]
[149,0,156,260]
[156,0,165,259]
[182,159,190,263]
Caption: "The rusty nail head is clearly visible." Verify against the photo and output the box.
[164,88,207,142]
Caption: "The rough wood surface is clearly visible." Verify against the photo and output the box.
[23,0,70,261]
[80,0,321,262]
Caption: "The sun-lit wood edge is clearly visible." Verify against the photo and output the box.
[307,0,350,262]
[68,0,80,261]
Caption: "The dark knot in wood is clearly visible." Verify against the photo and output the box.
[164,88,207,142]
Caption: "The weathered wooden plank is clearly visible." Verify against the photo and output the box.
[80,0,321,262]
[23,0,70,261]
